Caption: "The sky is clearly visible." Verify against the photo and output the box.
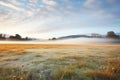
[0,0,120,39]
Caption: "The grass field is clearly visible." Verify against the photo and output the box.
[0,44,120,80]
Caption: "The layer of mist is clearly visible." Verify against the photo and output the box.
[0,38,120,44]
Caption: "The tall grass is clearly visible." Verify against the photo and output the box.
[0,66,30,80]
[86,57,120,80]
[0,44,120,80]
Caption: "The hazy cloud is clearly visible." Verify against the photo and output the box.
[42,0,57,6]
[0,1,33,16]
[29,0,38,3]
[45,6,57,13]
[84,0,96,8]
[107,0,120,5]
[63,0,69,2]
[0,0,120,38]
[83,0,120,19]
[9,0,23,5]
[0,1,23,11]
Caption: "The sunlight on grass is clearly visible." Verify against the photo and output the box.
[51,66,76,80]
[0,44,120,80]
[86,57,120,80]
[0,56,19,62]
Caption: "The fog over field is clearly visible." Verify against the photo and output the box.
[0,38,120,44]
[0,0,120,79]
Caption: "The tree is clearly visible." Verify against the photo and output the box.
[106,31,118,38]
[9,34,22,40]
[15,34,21,40]
[0,34,6,40]
[52,37,57,40]
[0,34,2,38]
[9,36,15,39]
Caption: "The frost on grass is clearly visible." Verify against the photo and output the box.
[0,44,120,80]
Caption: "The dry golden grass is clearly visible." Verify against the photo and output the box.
[35,54,42,57]
[71,61,85,68]
[61,55,81,60]
[0,43,120,80]
[48,55,81,61]
[51,66,76,80]
[0,43,120,52]
[0,56,19,62]
[0,44,30,55]
[86,57,120,80]
[0,67,31,80]
[0,53,5,57]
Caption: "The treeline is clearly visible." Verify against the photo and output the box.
[90,31,119,38]
[106,31,119,39]
[49,31,120,40]
[0,31,120,41]
[0,34,32,41]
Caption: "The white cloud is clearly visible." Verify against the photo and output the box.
[107,0,116,4]
[29,0,38,3]
[0,1,33,16]
[37,8,49,17]
[83,0,119,19]
[93,10,116,19]
[46,6,57,13]
[84,0,95,8]
[84,0,102,9]
[9,0,22,5]
[63,0,69,2]
[63,10,75,16]
[0,1,23,11]
[107,0,120,5]
[42,0,57,6]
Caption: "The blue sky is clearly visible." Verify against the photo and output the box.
[0,0,120,39]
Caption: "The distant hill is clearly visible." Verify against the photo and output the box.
[58,35,90,40]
